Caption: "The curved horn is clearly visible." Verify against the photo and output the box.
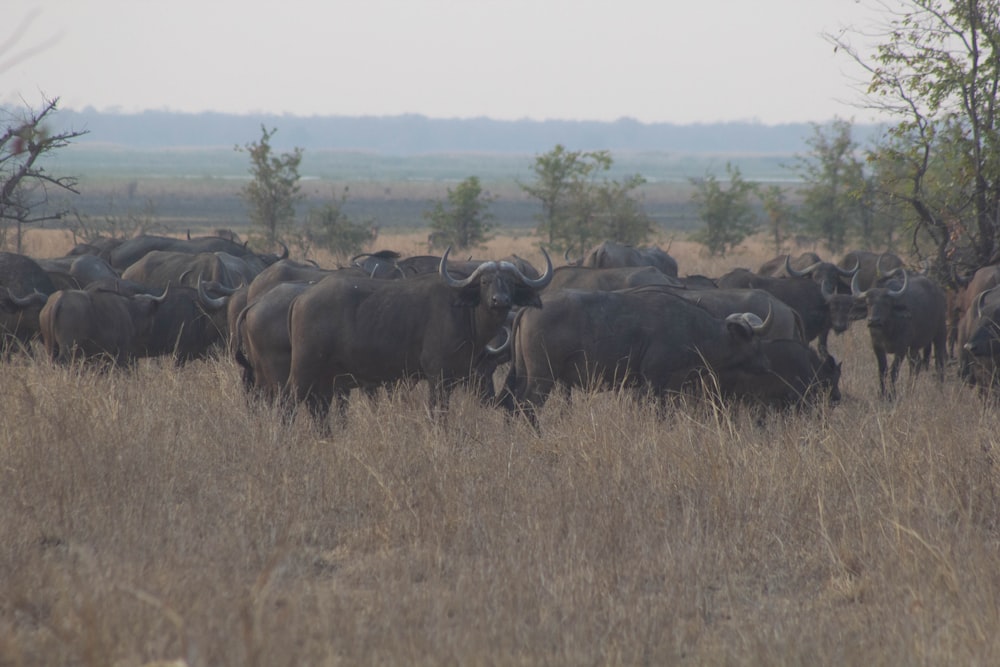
[785,255,818,278]
[178,268,194,286]
[875,253,894,279]
[485,325,511,355]
[749,305,774,336]
[439,247,496,289]
[887,268,908,298]
[2,287,48,309]
[142,283,171,304]
[277,241,289,260]
[821,278,836,301]
[197,275,228,310]
[500,247,554,289]
[974,285,1000,319]
[851,270,869,299]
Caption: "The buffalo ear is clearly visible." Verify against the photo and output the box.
[512,287,542,308]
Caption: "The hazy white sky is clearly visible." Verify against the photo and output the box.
[4,0,891,125]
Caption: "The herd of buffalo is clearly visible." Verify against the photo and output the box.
[2,233,999,428]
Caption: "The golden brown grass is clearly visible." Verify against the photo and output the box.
[3,234,1000,665]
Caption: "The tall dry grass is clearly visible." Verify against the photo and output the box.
[2,234,1000,665]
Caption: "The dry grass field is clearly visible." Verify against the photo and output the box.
[3,230,1000,666]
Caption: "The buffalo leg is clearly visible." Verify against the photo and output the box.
[874,347,890,398]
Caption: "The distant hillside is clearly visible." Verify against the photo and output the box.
[54,109,888,156]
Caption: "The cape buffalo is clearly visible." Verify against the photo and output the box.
[0,252,58,352]
[39,286,169,366]
[757,252,822,277]
[498,286,774,427]
[285,248,554,422]
[718,339,842,410]
[838,251,904,291]
[236,281,314,401]
[673,288,804,342]
[852,269,947,398]
[579,241,678,277]
[122,250,253,290]
[958,285,1000,389]
[107,234,287,272]
[717,269,833,356]
[951,264,1000,363]
[545,265,684,291]
[140,279,233,364]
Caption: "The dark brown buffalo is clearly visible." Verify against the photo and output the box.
[838,251,905,291]
[353,251,541,282]
[499,286,773,427]
[39,286,168,366]
[121,250,252,290]
[286,248,554,422]
[958,285,1000,388]
[140,279,233,364]
[719,339,842,410]
[545,265,684,291]
[852,269,947,398]
[36,254,119,288]
[673,288,804,342]
[951,264,1000,362]
[0,252,58,352]
[246,259,336,301]
[782,254,858,294]
[757,252,822,277]
[716,269,833,356]
[236,281,314,401]
[107,234,287,272]
[579,241,678,277]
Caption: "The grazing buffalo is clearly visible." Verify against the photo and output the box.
[285,248,554,422]
[499,286,773,427]
[852,269,947,398]
[107,234,287,272]
[39,286,169,366]
[122,250,254,290]
[958,285,1000,388]
[35,254,119,289]
[141,279,233,364]
[579,241,678,277]
[757,252,822,277]
[716,269,833,356]
[236,281,314,401]
[719,339,842,410]
[673,288,804,342]
[545,266,684,291]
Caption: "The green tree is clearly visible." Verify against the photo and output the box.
[520,145,652,255]
[690,163,759,257]
[828,0,1000,280]
[1,97,87,252]
[236,125,304,248]
[793,119,868,254]
[424,176,496,251]
[294,186,376,260]
[760,184,793,255]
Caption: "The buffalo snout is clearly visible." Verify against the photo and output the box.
[489,293,512,310]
